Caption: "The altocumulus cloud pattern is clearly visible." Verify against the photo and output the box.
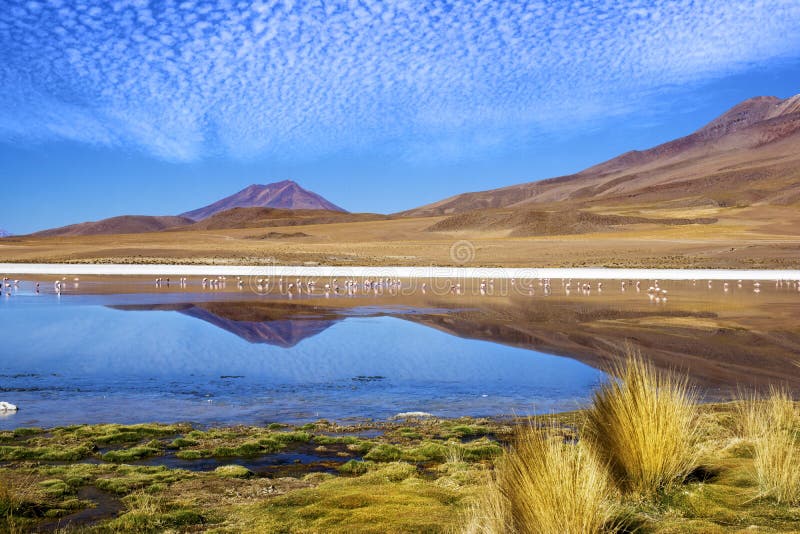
[1,0,799,162]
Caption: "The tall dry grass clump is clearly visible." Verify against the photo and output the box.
[737,387,800,504]
[736,386,796,438]
[583,353,700,497]
[460,476,510,534]
[463,426,617,534]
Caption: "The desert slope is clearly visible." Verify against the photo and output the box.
[401,94,800,219]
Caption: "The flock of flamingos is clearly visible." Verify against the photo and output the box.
[2,275,799,301]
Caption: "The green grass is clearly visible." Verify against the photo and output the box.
[231,463,476,533]
[338,460,371,475]
[102,444,161,463]
[0,418,502,532]
[100,491,210,533]
[94,465,193,494]
[175,449,210,460]
[168,437,198,449]
[2,402,800,533]
[363,444,403,462]
[214,465,254,478]
[0,444,93,462]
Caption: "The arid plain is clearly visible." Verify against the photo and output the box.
[2,203,799,268]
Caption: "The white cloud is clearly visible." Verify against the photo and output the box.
[0,0,798,162]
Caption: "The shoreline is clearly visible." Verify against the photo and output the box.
[2,262,800,280]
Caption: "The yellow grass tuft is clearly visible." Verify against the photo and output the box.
[736,386,797,438]
[463,425,617,534]
[460,475,510,534]
[752,429,800,504]
[737,387,800,504]
[584,352,700,497]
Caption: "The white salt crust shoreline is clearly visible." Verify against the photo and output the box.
[1,263,799,281]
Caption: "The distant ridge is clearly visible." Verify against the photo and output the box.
[27,206,382,238]
[0,228,11,238]
[31,215,193,238]
[181,180,347,221]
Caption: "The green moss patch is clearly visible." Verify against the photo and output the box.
[214,465,254,478]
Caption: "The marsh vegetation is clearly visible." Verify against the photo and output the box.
[1,358,799,532]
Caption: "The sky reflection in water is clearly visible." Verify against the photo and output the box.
[0,293,604,428]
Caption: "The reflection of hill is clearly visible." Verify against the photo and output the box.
[406,299,800,391]
[111,302,341,347]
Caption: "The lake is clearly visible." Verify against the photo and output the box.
[1,275,799,429]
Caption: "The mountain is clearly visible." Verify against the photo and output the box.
[0,228,11,238]
[181,180,347,221]
[401,94,800,223]
[31,215,193,237]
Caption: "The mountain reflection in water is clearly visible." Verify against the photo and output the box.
[110,288,800,391]
[111,303,341,347]
[1,278,799,428]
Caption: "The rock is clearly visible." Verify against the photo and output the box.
[214,465,254,478]
[0,401,18,412]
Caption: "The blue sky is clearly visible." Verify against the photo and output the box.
[1,0,800,233]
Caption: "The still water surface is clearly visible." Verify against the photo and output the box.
[1,276,798,429]
[0,289,604,428]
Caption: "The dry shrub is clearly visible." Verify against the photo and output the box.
[463,426,617,534]
[0,473,42,534]
[584,352,700,497]
[460,475,510,534]
[738,387,800,504]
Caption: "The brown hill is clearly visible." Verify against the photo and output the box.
[401,94,800,221]
[28,207,387,238]
[187,207,388,231]
[181,180,346,221]
[30,215,194,237]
